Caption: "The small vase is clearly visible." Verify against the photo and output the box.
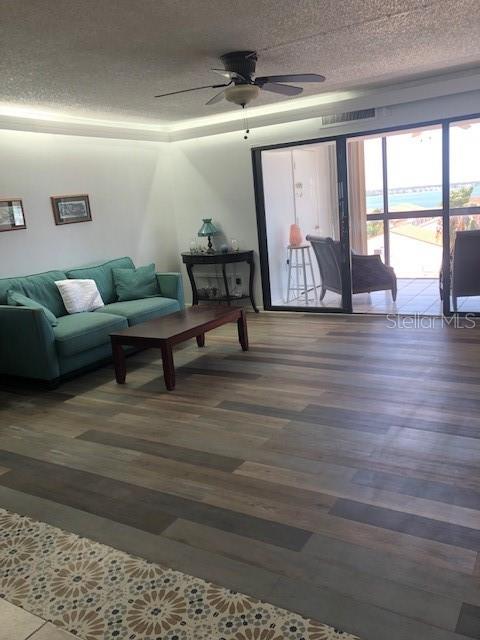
[289,223,303,247]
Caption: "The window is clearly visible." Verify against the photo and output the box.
[449,118,480,212]
[386,127,443,213]
[365,137,383,214]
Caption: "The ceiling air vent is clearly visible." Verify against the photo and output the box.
[319,108,376,127]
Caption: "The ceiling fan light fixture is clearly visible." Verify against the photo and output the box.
[224,84,259,106]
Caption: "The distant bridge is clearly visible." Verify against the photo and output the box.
[366,181,480,197]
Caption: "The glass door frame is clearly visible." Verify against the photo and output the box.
[252,110,480,315]
[252,136,352,313]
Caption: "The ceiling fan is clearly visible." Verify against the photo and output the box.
[155,51,325,108]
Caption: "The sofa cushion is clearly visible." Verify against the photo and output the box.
[54,312,128,357]
[112,263,159,302]
[0,270,68,317]
[55,279,104,314]
[7,290,58,326]
[96,297,180,326]
[66,257,134,304]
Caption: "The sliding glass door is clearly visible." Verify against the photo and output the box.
[347,126,444,314]
[253,112,480,316]
[256,138,350,312]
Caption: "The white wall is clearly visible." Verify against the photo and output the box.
[0,130,176,277]
[169,134,261,301]
[262,150,295,303]
[292,145,338,238]
[313,145,339,238]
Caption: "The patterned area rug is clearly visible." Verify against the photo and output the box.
[0,508,359,640]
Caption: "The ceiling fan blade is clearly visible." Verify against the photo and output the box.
[260,82,303,96]
[155,83,228,98]
[211,68,247,82]
[256,73,325,85]
[205,89,226,105]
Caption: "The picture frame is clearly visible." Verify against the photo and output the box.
[51,194,92,225]
[0,199,26,232]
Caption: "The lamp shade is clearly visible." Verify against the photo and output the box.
[198,218,218,237]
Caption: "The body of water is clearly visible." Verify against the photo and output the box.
[366,184,480,213]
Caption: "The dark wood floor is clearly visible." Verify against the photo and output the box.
[1,312,480,640]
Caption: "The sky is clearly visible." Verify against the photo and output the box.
[363,121,480,191]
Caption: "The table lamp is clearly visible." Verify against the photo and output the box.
[198,218,218,254]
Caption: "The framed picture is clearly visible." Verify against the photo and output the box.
[0,199,26,232]
[51,194,92,225]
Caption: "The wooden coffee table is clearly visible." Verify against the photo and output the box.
[110,306,248,391]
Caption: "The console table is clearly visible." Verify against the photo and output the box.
[181,250,259,313]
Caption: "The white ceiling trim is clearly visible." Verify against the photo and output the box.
[0,108,170,142]
[0,69,479,143]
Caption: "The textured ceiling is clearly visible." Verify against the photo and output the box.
[1,0,480,124]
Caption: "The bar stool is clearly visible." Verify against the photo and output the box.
[286,244,318,304]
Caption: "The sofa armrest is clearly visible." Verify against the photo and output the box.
[156,272,185,308]
[0,306,59,381]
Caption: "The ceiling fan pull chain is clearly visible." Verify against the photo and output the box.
[243,105,250,140]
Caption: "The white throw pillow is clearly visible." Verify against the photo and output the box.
[55,279,104,314]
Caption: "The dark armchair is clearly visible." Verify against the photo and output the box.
[446,230,480,311]
[306,235,397,301]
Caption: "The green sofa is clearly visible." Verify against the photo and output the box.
[0,257,184,383]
